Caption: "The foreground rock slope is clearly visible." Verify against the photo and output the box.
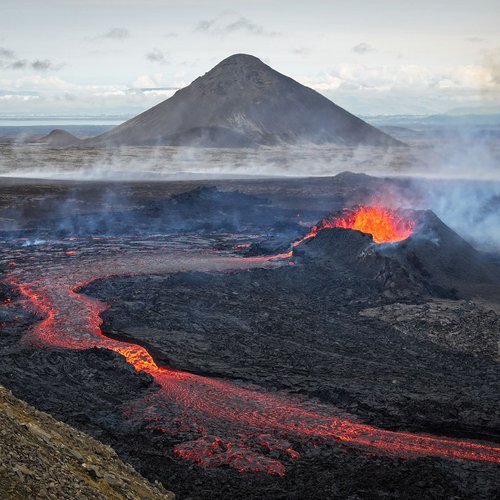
[0,385,174,500]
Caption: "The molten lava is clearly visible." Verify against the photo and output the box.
[296,206,415,246]
[5,236,500,476]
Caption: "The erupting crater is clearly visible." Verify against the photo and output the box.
[296,206,416,246]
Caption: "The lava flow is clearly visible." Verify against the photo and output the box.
[5,236,500,476]
[295,206,416,247]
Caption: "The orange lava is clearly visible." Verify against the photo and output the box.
[293,206,415,247]
[326,207,415,243]
[5,242,500,476]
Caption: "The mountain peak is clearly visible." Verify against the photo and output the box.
[87,55,402,148]
[218,53,266,66]
[195,53,277,92]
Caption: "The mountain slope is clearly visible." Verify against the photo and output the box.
[0,385,174,499]
[39,129,82,147]
[87,54,402,148]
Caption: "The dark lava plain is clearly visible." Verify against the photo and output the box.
[1,173,500,499]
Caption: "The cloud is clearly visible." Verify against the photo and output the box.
[195,16,278,37]
[480,47,500,97]
[133,74,160,88]
[0,93,40,102]
[303,73,343,92]
[291,48,311,56]
[0,74,182,114]
[87,48,124,56]
[6,60,28,69]
[146,48,167,64]
[225,17,277,36]
[0,89,38,97]
[296,60,500,114]
[97,28,131,40]
[434,65,491,90]
[132,87,179,100]
[0,45,65,71]
[31,59,65,71]
[0,47,16,59]
[466,37,486,43]
[301,62,498,99]
[1,58,65,71]
[132,75,181,91]
[165,32,177,38]
[0,75,79,91]
[195,19,216,32]
[352,43,375,55]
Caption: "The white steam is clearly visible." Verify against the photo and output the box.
[1,124,500,251]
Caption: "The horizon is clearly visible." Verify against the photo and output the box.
[1,0,500,118]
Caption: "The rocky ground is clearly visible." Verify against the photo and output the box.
[361,299,500,359]
[0,385,173,500]
[1,177,500,499]
[83,254,500,442]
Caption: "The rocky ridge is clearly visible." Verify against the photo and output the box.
[0,385,174,500]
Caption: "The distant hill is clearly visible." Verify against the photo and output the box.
[86,54,402,148]
[39,129,82,147]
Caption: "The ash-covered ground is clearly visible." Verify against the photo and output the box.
[1,173,500,499]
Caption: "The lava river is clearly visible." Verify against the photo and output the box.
[5,236,500,476]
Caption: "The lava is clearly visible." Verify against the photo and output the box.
[295,206,416,246]
[4,237,500,476]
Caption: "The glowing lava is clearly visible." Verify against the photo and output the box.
[4,237,500,476]
[295,206,415,246]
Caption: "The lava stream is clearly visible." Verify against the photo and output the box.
[6,248,500,475]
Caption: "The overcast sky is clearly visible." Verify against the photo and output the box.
[1,0,499,117]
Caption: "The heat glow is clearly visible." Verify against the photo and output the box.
[296,207,415,246]
[5,240,500,476]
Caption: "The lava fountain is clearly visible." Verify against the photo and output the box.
[294,206,416,247]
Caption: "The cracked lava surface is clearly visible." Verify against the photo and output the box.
[3,234,500,476]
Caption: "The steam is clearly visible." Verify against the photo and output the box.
[0,143,419,180]
[21,239,46,247]
[413,180,500,251]
[1,119,500,251]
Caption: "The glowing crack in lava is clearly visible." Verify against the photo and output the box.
[6,238,500,476]
[295,206,415,247]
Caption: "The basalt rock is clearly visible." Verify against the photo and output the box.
[294,209,500,299]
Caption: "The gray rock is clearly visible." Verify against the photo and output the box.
[86,54,402,148]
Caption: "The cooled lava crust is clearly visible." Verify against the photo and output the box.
[2,200,500,500]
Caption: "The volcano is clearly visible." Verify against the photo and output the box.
[86,54,401,148]
[294,207,500,299]
[38,129,81,148]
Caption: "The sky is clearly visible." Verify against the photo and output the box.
[1,0,499,117]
